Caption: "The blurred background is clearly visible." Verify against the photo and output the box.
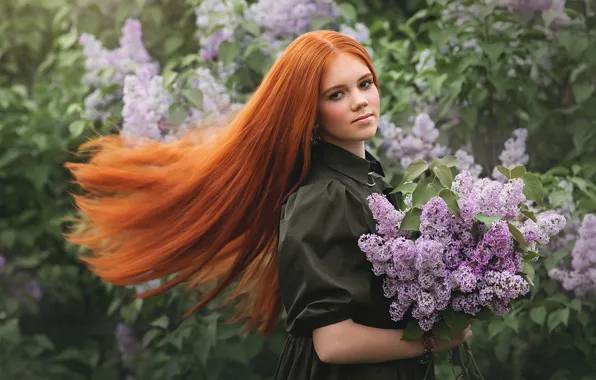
[1,0,596,379]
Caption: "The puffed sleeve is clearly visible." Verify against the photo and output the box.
[277,180,372,337]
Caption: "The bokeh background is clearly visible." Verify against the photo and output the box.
[1,0,596,379]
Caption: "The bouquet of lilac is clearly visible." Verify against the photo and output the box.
[358,158,566,378]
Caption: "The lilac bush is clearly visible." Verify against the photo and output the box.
[359,164,565,333]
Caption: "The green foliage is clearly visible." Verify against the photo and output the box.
[2,0,596,379]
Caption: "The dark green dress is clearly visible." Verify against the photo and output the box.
[274,142,434,380]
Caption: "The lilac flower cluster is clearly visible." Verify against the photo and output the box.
[549,214,596,297]
[245,0,339,38]
[79,19,158,120]
[492,128,529,181]
[194,0,246,61]
[121,68,172,142]
[359,172,565,331]
[379,113,451,168]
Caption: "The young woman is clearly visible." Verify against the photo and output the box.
[66,30,472,379]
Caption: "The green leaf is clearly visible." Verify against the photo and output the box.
[33,334,55,352]
[412,180,441,207]
[530,306,546,326]
[508,223,528,249]
[391,182,417,194]
[242,20,260,36]
[401,320,424,340]
[483,42,505,63]
[68,120,85,138]
[441,310,469,334]
[218,40,241,67]
[570,299,582,313]
[494,339,510,362]
[164,36,184,55]
[439,189,460,217]
[400,159,429,184]
[460,107,478,129]
[510,166,526,179]
[431,155,457,168]
[521,210,537,223]
[182,88,203,109]
[523,173,544,204]
[523,251,541,261]
[168,104,189,126]
[547,308,570,333]
[338,3,357,20]
[151,316,169,329]
[572,82,595,104]
[521,261,535,287]
[497,166,512,179]
[143,328,163,348]
[475,214,501,229]
[433,165,453,189]
[487,320,506,339]
[400,208,422,231]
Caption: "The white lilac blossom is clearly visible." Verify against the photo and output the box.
[121,68,172,142]
[245,0,339,38]
[549,214,596,297]
[492,128,530,181]
[194,0,246,61]
[359,171,565,331]
[381,113,451,168]
[79,19,158,119]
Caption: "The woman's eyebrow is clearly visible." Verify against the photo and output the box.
[320,73,373,96]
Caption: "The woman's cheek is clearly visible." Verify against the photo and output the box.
[322,102,348,127]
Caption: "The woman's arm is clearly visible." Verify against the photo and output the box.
[313,319,472,365]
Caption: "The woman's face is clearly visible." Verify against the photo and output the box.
[317,53,380,148]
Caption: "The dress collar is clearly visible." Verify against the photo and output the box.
[312,141,386,186]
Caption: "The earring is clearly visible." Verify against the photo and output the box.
[311,124,322,145]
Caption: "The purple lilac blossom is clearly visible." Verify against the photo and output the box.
[361,170,565,330]
[0,255,5,269]
[79,19,158,119]
[367,193,405,238]
[116,323,142,357]
[246,0,339,38]
[549,214,596,297]
[121,68,172,142]
[25,279,43,300]
[382,113,451,168]
[455,149,483,179]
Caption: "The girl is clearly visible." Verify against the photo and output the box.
[66,30,472,380]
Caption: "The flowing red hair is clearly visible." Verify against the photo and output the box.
[65,30,378,335]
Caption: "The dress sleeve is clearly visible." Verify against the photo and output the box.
[277,180,371,337]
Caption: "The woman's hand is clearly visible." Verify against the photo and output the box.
[434,325,473,353]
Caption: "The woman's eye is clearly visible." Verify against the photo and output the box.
[360,80,373,88]
[329,92,343,100]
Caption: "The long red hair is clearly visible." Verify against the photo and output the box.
[65,30,378,335]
